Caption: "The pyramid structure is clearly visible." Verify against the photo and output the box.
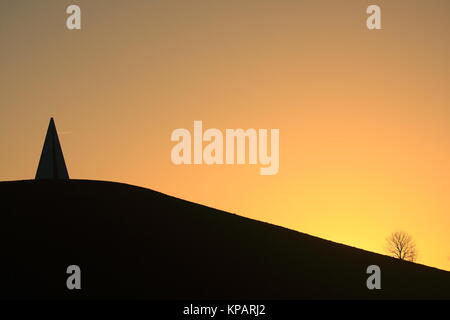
[35,118,69,180]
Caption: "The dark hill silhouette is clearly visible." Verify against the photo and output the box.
[0,180,449,299]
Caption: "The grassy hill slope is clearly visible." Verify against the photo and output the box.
[0,180,449,299]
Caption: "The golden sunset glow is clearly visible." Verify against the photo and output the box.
[1,0,450,271]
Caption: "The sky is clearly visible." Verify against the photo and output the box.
[1,0,450,271]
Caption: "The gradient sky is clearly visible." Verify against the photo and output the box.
[1,0,450,271]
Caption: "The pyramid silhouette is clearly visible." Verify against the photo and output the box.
[35,118,69,180]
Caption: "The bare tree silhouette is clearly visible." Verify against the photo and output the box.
[386,231,417,262]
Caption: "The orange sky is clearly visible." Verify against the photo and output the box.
[1,0,450,271]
